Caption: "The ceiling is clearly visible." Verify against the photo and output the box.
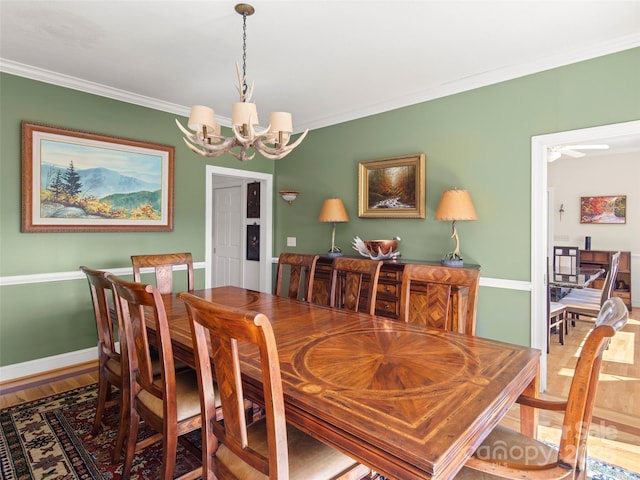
[1,0,639,140]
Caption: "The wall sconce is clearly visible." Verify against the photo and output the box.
[279,190,299,205]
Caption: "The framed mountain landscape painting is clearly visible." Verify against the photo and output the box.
[22,122,174,232]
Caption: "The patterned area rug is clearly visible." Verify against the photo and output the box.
[1,383,638,479]
[0,384,200,479]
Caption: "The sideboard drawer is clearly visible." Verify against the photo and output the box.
[380,269,401,281]
[375,298,398,318]
[377,282,398,296]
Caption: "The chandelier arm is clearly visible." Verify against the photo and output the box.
[282,128,309,149]
[232,123,257,145]
[256,128,309,155]
[228,145,255,162]
[183,135,238,156]
[252,140,296,160]
[199,136,238,153]
[175,118,196,138]
[251,142,286,160]
[182,138,228,157]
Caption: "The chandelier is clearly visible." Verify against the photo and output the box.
[175,3,308,161]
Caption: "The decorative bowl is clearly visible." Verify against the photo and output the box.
[352,236,401,260]
[364,239,399,256]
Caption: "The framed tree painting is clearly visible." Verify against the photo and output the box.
[358,153,426,218]
[21,121,174,232]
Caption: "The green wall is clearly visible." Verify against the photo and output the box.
[0,73,274,365]
[271,47,639,340]
[1,48,639,366]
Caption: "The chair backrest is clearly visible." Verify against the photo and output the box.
[553,246,580,275]
[80,266,120,365]
[274,253,319,301]
[178,291,288,478]
[329,257,383,315]
[399,263,481,335]
[131,252,194,294]
[559,296,628,472]
[108,275,178,418]
[599,251,620,305]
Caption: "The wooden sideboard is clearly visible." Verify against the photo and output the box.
[579,249,632,309]
[311,256,481,336]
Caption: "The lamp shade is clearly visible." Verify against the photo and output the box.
[435,190,478,221]
[188,105,217,133]
[318,198,349,223]
[268,112,293,133]
[231,102,260,126]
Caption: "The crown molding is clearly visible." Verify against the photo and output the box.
[0,58,196,117]
[295,34,640,132]
[2,33,639,133]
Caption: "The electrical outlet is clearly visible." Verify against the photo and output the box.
[287,237,297,247]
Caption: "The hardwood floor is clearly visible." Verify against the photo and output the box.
[0,361,98,409]
[1,309,639,474]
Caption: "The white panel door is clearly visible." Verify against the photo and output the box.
[213,185,242,287]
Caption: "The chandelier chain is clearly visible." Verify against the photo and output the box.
[241,11,248,98]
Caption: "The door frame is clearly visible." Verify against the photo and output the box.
[205,165,273,293]
[530,119,640,390]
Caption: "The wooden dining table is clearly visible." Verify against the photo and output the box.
[150,286,541,480]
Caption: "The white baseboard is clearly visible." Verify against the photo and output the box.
[0,346,98,383]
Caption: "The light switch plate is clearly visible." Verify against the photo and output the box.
[287,237,297,247]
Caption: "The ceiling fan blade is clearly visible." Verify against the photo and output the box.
[563,144,610,150]
[562,149,586,158]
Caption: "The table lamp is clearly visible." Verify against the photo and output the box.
[435,189,477,266]
[318,198,349,257]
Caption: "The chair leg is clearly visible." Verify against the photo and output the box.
[92,375,109,435]
[121,409,140,480]
[162,431,178,480]
[558,315,564,346]
[112,388,129,463]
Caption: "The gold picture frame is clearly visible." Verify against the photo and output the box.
[358,153,425,218]
[21,121,174,232]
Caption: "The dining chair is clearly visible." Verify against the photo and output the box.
[563,252,620,303]
[131,252,194,294]
[329,257,383,315]
[546,258,566,353]
[560,252,620,321]
[398,263,481,335]
[108,274,204,480]
[274,252,319,301]
[553,245,580,275]
[455,296,628,480]
[178,291,371,480]
[80,266,126,448]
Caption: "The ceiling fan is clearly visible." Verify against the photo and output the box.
[547,144,609,162]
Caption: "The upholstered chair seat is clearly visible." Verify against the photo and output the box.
[454,426,564,479]
[213,421,361,480]
[137,369,210,420]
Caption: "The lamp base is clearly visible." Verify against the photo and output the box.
[441,258,463,267]
[328,250,343,258]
